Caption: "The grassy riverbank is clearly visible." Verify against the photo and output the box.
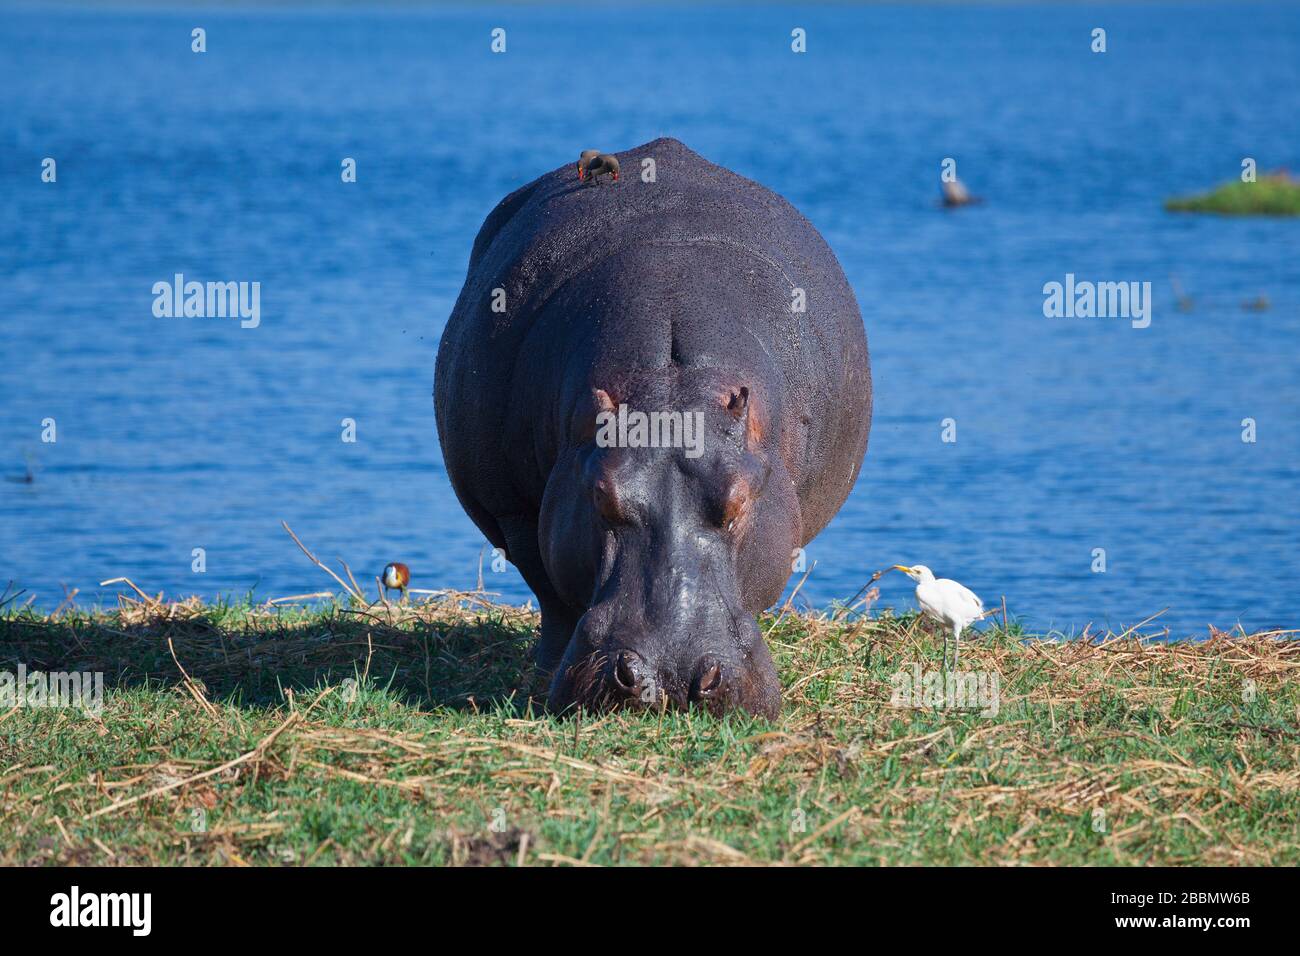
[2,594,1297,866]
[1165,172,1300,215]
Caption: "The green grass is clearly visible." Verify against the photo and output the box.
[1,594,1297,866]
[1165,172,1300,215]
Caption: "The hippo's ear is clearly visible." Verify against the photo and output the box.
[594,389,617,415]
[723,386,762,447]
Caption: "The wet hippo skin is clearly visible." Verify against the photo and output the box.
[435,137,871,718]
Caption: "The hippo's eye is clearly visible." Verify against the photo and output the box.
[721,479,751,532]
[593,478,625,524]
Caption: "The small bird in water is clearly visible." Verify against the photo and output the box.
[583,153,620,185]
[382,562,411,602]
[940,178,980,208]
[893,565,984,669]
[577,149,601,180]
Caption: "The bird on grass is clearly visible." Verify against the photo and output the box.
[381,562,410,603]
[577,149,601,180]
[893,565,983,669]
[583,153,620,185]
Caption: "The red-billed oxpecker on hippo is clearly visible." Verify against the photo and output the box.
[577,149,600,180]
[435,138,871,719]
[582,153,620,185]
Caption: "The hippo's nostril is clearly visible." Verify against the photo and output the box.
[694,660,723,699]
[614,651,641,692]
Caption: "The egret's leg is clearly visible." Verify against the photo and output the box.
[952,624,962,668]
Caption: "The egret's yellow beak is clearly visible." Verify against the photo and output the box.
[892,565,912,573]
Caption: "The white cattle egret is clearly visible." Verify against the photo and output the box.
[893,565,983,668]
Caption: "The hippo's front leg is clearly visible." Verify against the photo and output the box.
[535,601,581,675]
[495,514,582,676]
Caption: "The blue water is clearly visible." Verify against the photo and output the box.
[2,3,1298,636]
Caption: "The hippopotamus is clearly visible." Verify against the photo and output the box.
[435,137,870,718]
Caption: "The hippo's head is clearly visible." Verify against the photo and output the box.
[540,370,800,719]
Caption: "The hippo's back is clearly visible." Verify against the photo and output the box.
[436,137,870,542]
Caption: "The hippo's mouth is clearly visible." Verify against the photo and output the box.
[547,649,674,716]
[546,629,780,721]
